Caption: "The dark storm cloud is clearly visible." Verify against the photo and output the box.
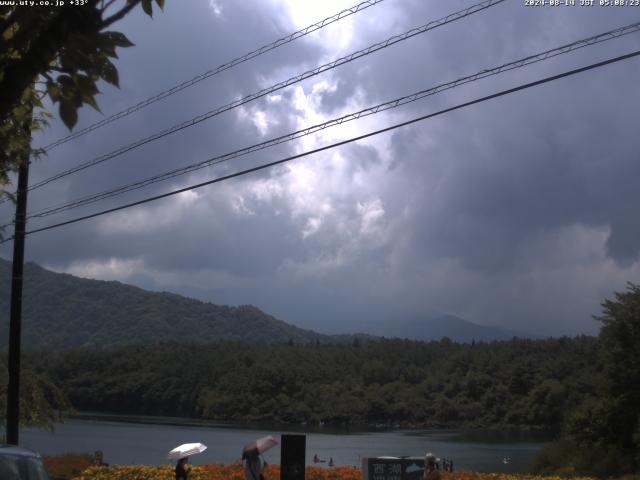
[13,0,318,237]
[390,58,640,269]
[290,0,640,333]
[24,0,322,203]
[2,0,640,336]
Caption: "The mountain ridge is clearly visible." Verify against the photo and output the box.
[0,258,532,349]
[0,258,330,350]
[371,314,532,342]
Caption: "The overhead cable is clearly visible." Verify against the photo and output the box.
[27,0,506,193]
[1,48,636,244]
[39,0,387,152]
[25,21,640,220]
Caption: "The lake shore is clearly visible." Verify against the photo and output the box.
[24,415,549,473]
[67,411,557,438]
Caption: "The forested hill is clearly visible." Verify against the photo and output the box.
[26,336,599,428]
[0,258,329,350]
[0,258,525,349]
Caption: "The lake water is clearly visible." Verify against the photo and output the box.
[20,414,552,473]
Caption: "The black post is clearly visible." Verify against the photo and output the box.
[280,434,306,480]
[6,131,31,445]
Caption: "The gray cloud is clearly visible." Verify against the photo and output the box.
[2,0,640,337]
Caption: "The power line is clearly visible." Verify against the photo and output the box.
[24,21,640,220]
[27,0,506,193]
[39,0,387,152]
[2,48,636,244]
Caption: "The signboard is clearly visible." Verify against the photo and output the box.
[362,457,425,480]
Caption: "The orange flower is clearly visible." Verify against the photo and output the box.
[43,453,94,479]
[40,455,632,480]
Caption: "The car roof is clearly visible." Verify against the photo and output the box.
[0,445,42,458]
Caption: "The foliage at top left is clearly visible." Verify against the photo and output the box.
[0,0,164,197]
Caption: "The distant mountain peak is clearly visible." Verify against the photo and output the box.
[369,313,534,343]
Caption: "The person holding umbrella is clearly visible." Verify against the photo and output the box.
[175,456,191,480]
[423,453,440,480]
[242,435,278,480]
[167,442,207,480]
[243,449,265,480]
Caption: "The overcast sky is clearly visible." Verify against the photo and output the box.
[2,0,640,336]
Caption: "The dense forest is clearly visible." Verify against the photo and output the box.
[25,336,598,428]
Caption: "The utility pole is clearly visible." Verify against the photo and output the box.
[5,114,32,445]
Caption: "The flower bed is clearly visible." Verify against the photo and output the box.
[43,453,94,480]
[62,462,640,480]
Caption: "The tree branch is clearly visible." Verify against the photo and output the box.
[101,0,141,28]
[100,0,119,13]
[49,65,73,74]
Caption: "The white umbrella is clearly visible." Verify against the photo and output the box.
[168,442,207,460]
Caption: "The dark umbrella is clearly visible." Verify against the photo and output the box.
[242,435,278,459]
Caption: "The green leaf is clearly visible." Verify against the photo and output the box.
[102,31,135,48]
[84,95,101,113]
[155,0,165,10]
[99,42,118,59]
[32,96,44,109]
[70,92,83,108]
[59,100,78,130]
[59,45,90,72]
[3,24,16,41]
[141,0,153,16]
[46,82,61,103]
[100,60,119,87]
[75,74,99,96]
[12,105,27,118]
[57,75,74,89]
